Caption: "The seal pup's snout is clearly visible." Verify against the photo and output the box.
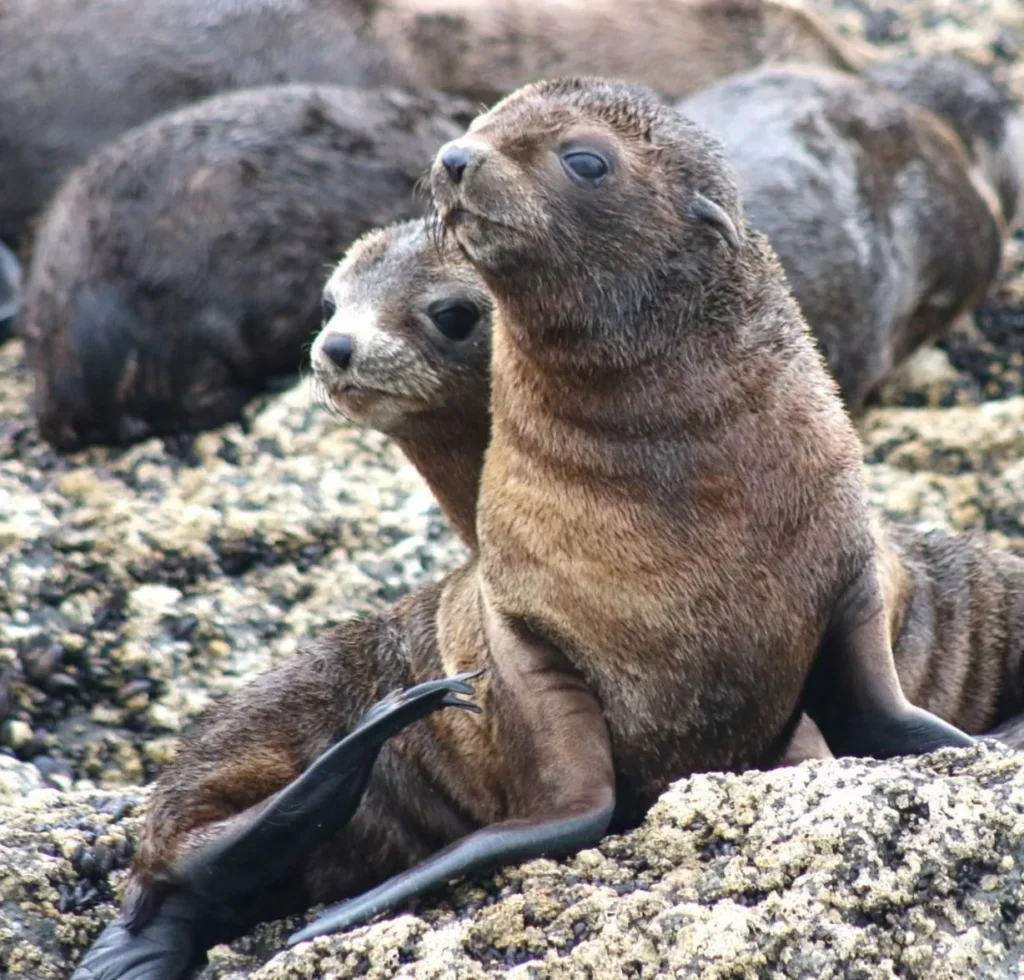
[431,138,493,214]
[435,139,488,186]
[320,332,354,371]
[440,144,469,185]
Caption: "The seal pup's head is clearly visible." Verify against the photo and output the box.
[429,77,749,372]
[312,218,492,435]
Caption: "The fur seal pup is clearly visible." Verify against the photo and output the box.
[370,0,870,105]
[0,242,22,343]
[18,84,473,452]
[428,75,969,797]
[676,64,1007,414]
[315,218,1024,750]
[69,82,978,977]
[0,0,402,246]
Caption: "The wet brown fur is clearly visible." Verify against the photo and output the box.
[313,218,1024,762]
[131,578,479,926]
[18,85,474,451]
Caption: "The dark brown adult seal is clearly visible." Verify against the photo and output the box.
[677,62,1009,413]
[18,84,473,451]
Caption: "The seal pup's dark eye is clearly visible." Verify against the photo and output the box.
[561,150,610,186]
[322,295,336,323]
[428,301,480,341]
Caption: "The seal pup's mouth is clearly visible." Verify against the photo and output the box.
[312,369,423,427]
[320,378,393,406]
[441,205,521,234]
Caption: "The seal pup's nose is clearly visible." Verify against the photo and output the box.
[441,145,469,184]
[321,333,354,370]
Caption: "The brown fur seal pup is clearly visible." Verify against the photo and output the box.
[429,75,969,790]
[70,81,977,977]
[676,64,1006,415]
[0,0,401,246]
[370,0,870,105]
[314,218,1024,753]
[18,84,473,452]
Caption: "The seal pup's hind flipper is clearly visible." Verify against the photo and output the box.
[172,671,481,904]
[288,800,613,944]
[69,672,482,980]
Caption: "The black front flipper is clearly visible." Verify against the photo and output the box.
[805,563,974,759]
[288,605,618,946]
[288,802,614,944]
[69,672,482,980]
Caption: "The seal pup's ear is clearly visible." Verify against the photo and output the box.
[690,191,741,253]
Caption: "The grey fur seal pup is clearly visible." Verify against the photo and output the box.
[677,63,1010,413]
[18,84,473,451]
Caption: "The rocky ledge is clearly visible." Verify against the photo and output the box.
[4,746,1024,979]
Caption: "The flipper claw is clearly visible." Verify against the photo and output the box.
[441,693,482,712]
